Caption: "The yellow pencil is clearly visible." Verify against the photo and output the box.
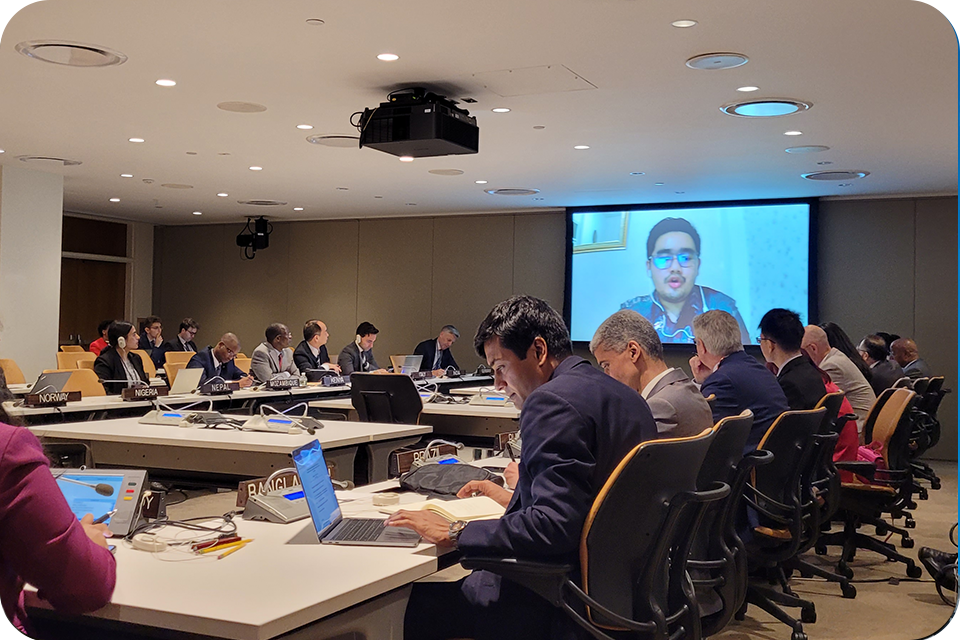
[198,538,253,555]
[217,542,249,559]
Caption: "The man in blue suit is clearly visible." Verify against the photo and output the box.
[388,296,658,640]
[690,310,788,451]
[186,333,253,387]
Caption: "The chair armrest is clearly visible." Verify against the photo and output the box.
[835,461,876,480]
[459,556,574,607]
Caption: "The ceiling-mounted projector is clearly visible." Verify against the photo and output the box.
[355,88,479,158]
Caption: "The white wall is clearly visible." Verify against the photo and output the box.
[0,166,63,380]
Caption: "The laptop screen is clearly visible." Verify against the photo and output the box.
[291,440,342,538]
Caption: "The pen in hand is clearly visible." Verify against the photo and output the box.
[93,509,117,525]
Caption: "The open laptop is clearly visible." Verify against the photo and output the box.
[291,439,421,547]
[28,371,74,395]
[168,367,204,395]
[389,355,423,375]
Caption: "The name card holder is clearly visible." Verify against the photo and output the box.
[410,371,432,381]
[199,381,240,395]
[266,378,300,390]
[321,375,348,387]
[25,391,81,407]
[122,386,169,401]
[237,470,301,507]
[389,443,458,477]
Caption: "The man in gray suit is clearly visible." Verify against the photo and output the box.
[250,323,300,382]
[803,325,877,434]
[337,321,386,375]
[891,338,933,379]
[591,309,713,438]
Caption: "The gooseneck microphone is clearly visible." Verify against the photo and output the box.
[53,472,115,496]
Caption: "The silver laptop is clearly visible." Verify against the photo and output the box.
[168,367,204,395]
[389,355,424,375]
[291,439,421,547]
[28,371,74,395]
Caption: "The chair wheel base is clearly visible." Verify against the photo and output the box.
[801,606,817,624]
[902,538,915,549]
[792,631,808,640]
[905,520,916,529]
[837,563,854,579]
[908,564,923,579]
[841,583,857,599]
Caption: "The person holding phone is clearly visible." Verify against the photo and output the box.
[0,414,116,634]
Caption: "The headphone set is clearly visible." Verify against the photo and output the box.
[117,336,126,350]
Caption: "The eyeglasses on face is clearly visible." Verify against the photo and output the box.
[649,252,698,270]
[756,336,773,345]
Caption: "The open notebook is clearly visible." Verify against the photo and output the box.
[378,495,505,521]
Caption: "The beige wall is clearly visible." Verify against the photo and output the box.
[154,197,957,459]
[153,212,566,371]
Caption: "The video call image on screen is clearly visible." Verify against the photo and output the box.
[569,203,810,345]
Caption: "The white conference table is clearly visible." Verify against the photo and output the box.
[30,416,431,484]
[310,396,520,447]
[25,483,449,640]
[3,383,353,422]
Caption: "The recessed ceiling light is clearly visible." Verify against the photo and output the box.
[671,19,698,28]
[120,173,133,178]
[737,86,759,92]
[377,53,399,61]
[721,99,812,118]
[16,40,127,67]
[217,192,228,197]
[399,156,414,162]
[0,150,4,154]
[785,145,829,153]
[155,79,176,87]
[817,161,833,165]
[305,18,325,26]
[249,166,262,171]
[784,131,803,136]
[193,211,202,216]
[296,124,314,130]
[802,170,869,181]
[109,198,120,202]
[630,172,645,176]
[686,52,749,70]
[475,180,488,184]
[293,207,303,211]
[574,145,590,150]
[129,137,144,143]
[492,108,511,113]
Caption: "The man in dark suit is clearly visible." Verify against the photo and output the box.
[413,325,460,375]
[591,309,713,438]
[337,322,385,375]
[139,316,165,368]
[186,333,253,387]
[858,334,906,393]
[891,338,933,379]
[387,296,657,640]
[293,320,341,374]
[161,318,199,356]
[690,310,789,452]
[758,308,827,410]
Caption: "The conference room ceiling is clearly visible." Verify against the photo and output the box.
[0,0,956,224]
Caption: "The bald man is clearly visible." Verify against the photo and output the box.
[802,325,876,432]
[890,338,933,379]
[186,333,254,387]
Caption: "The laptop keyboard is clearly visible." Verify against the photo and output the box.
[329,518,386,542]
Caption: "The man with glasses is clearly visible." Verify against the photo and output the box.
[621,217,750,344]
[162,318,199,353]
[757,308,826,411]
[251,323,300,382]
[186,332,253,387]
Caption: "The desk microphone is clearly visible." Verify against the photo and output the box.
[99,378,149,388]
[53,472,115,496]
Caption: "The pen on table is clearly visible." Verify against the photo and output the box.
[217,542,249,560]
[199,538,253,555]
[192,535,241,552]
[93,509,117,525]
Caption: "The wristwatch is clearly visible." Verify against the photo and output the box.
[448,520,468,546]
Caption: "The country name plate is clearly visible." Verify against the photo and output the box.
[25,391,81,407]
[199,381,240,395]
[121,386,169,401]
[266,378,300,390]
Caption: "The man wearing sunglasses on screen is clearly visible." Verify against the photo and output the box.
[620,217,751,344]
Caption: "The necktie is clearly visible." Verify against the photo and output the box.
[219,363,227,378]
[278,352,283,371]
[434,350,441,370]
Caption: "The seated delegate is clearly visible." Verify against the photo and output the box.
[0,412,116,634]
[413,325,460,376]
[758,308,827,410]
[93,321,150,394]
[250,323,300,382]
[338,322,386,375]
[186,333,253,387]
[293,320,341,374]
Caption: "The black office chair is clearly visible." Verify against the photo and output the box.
[689,410,775,637]
[462,429,727,640]
[350,373,423,424]
[737,408,825,640]
[909,376,948,492]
